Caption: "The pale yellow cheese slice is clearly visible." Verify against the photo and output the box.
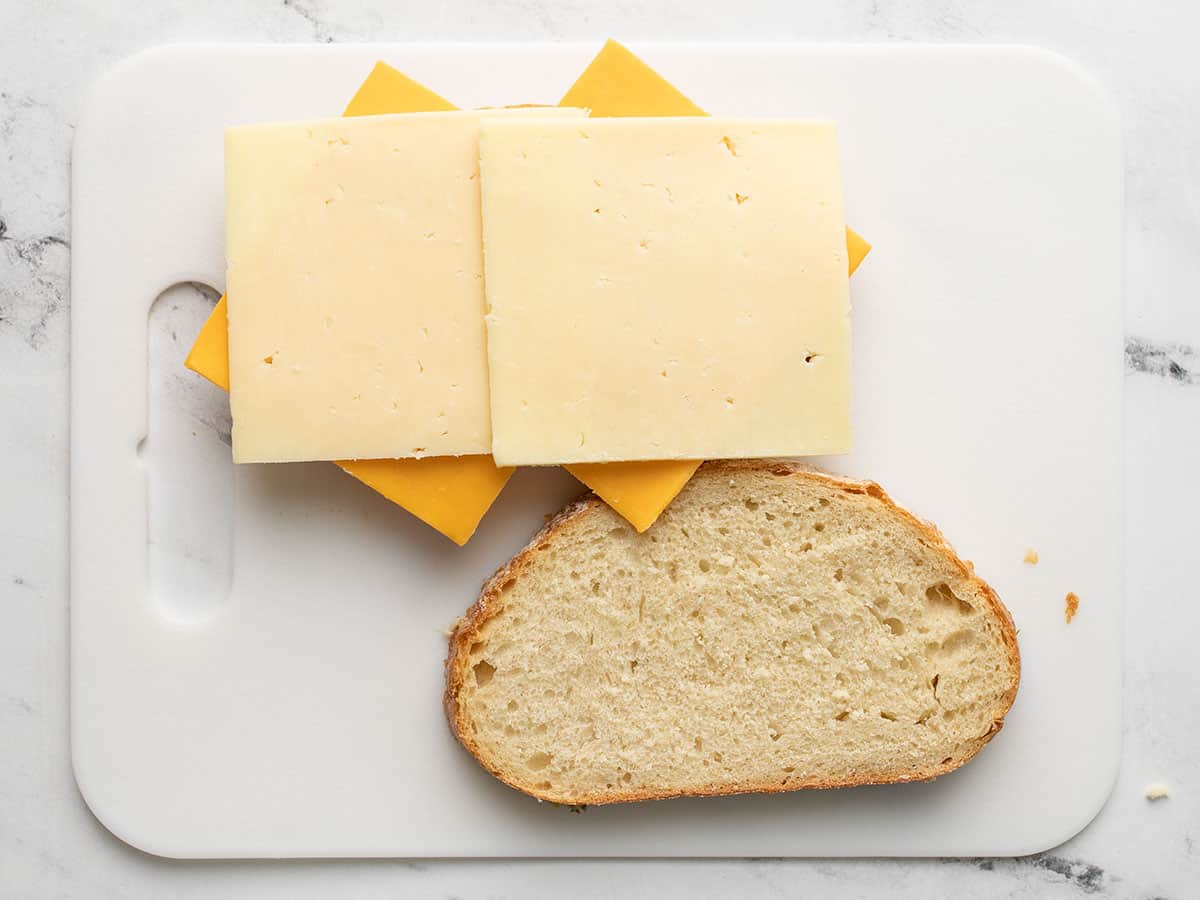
[481,116,852,466]
[225,107,583,464]
[226,111,496,463]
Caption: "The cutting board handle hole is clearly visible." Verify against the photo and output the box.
[145,282,233,625]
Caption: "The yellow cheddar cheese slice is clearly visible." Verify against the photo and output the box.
[560,39,708,117]
[556,40,870,528]
[342,62,457,117]
[343,454,513,546]
[184,294,231,391]
[185,63,513,545]
[566,460,701,533]
[847,227,872,276]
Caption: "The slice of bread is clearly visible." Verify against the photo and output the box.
[445,460,1020,805]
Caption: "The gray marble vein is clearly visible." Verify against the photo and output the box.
[0,226,70,349]
[1023,856,1107,894]
[1126,336,1199,385]
[281,0,336,44]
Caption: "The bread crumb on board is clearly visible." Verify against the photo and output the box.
[1023,548,1039,565]
[1145,782,1170,801]
[1065,592,1080,623]
[439,617,465,639]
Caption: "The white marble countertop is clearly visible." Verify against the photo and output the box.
[2,0,1198,896]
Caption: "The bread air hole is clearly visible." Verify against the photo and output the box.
[925,582,974,615]
[473,660,496,686]
[527,752,551,771]
[940,629,976,655]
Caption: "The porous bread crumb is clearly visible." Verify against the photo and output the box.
[1065,592,1080,623]
[1024,548,1039,565]
[1145,782,1170,801]
[446,461,1019,805]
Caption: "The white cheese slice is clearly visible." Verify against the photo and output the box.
[225,107,584,464]
[479,116,852,467]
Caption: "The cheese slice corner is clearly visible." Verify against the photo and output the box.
[561,39,707,118]
[184,294,230,391]
[339,455,514,546]
[567,459,701,532]
[846,227,872,276]
[343,61,457,117]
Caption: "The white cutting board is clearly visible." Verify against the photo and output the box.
[70,43,1123,858]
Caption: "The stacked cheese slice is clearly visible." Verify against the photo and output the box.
[225,107,587,464]
[186,41,870,544]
